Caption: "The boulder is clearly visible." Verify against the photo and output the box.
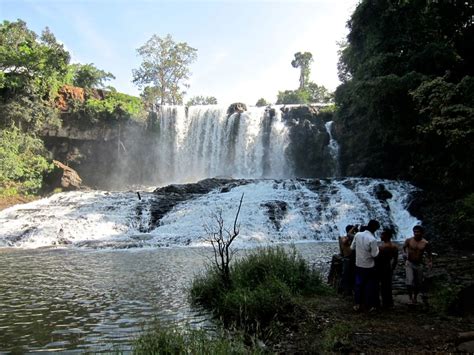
[227,102,247,115]
[52,160,83,190]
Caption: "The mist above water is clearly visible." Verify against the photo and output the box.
[139,105,292,185]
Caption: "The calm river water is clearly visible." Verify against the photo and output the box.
[0,243,337,353]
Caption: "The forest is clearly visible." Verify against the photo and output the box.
[1,0,473,248]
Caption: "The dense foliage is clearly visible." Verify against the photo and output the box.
[134,322,262,354]
[190,246,324,333]
[133,34,197,105]
[0,20,69,132]
[334,0,474,247]
[335,0,473,191]
[0,127,52,195]
[65,88,145,125]
[0,20,144,195]
[186,95,218,106]
[276,52,333,104]
[255,98,269,107]
[66,63,115,89]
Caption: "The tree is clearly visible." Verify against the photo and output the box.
[67,63,115,89]
[186,95,217,106]
[291,52,313,90]
[205,193,244,288]
[276,89,309,104]
[132,34,197,105]
[307,82,333,103]
[0,20,70,131]
[0,127,52,195]
[335,0,473,191]
[255,98,269,107]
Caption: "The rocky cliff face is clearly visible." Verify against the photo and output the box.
[41,103,336,188]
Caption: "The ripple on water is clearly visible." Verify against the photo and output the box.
[0,243,338,352]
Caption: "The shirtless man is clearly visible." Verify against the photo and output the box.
[338,225,358,295]
[403,225,433,304]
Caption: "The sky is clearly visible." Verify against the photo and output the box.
[0,0,359,105]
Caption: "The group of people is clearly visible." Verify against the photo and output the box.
[338,220,433,312]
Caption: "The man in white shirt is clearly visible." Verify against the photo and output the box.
[350,219,380,312]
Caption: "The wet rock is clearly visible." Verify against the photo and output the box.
[147,178,251,231]
[374,183,393,200]
[227,102,247,115]
[262,200,288,231]
[52,160,83,191]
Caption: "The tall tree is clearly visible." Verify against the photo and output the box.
[291,52,313,90]
[0,20,70,131]
[67,63,115,89]
[335,0,473,191]
[132,34,197,106]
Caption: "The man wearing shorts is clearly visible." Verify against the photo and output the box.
[403,225,433,304]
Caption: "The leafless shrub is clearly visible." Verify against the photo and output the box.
[204,193,244,288]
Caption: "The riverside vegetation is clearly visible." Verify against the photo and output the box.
[2,0,474,352]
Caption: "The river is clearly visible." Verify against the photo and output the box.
[0,243,338,352]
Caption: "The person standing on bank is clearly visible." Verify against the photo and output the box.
[338,224,358,296]
[403,225,433,305]
[350,219,380,312]
[376,228,399,309]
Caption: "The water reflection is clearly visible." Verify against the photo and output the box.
[0,243,337,352]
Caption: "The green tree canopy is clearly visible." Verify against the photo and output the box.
[291,52,313,90]
[0,127,52,195]
[186,95,217,106]
[67,63,115,89]
[335,0,473,192]
[132,34,197,106]
[0,20,70,131]
[255,98,269,107]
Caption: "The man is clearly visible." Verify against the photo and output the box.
[350,219,380,312]
[338,224,358,296]
[403,225,433,304]
[376,228,399,308]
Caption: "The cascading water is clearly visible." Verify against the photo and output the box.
[0,178,420,249]
[324,120,340,176]
[150,105,291,184]
[0,105,424,352]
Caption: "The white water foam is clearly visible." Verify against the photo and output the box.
[151,105,291,184]
[0,178,420,249]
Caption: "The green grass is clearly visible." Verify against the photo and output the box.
[133,321,264,354]
[190,246,326,333]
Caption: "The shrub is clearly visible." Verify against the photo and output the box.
[430,281,463,314]
[0,127,52,196]
[321,322,353,352]
[133,321,262,354]
[190,246,324,332]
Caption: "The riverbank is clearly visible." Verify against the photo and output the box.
[0,195,38,211]
[268,252,474,353]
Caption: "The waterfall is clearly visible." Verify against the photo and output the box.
[150,105,291,184]
[324,120,340,177]
[0,178,420,249]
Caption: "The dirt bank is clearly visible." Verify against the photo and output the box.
[0,195,38,211]
[271,252,474,353]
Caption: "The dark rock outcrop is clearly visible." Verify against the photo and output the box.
[141,178,251,232]
[51,160,83,190]
[262,200,288,231]
[227,102,247,115]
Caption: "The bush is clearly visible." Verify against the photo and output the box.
[430,281,463,314]
[190,246,324,332]
[0,127,52,196]
[133,321,262,354]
